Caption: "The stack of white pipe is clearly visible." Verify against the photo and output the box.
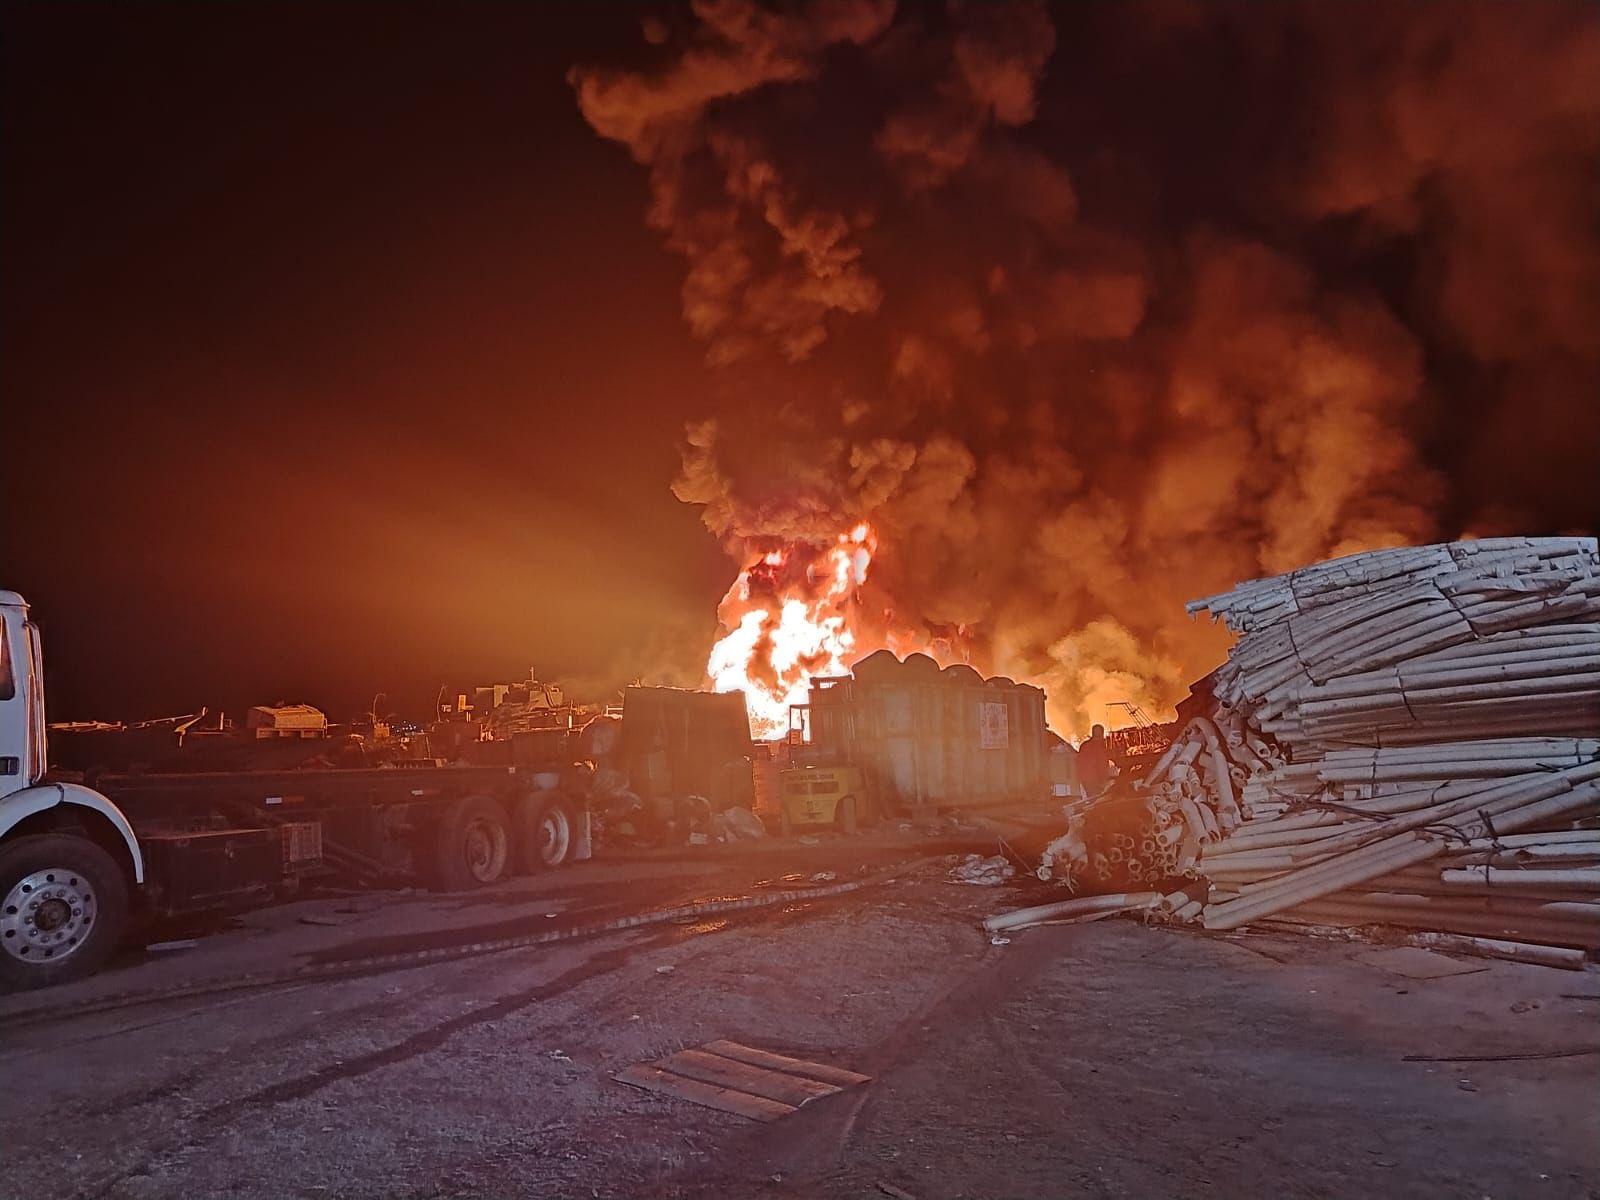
[1186,538,1599,633]
[1266,627,1600,743]
[1193,544,1600,737]
[1143,537,1600,966]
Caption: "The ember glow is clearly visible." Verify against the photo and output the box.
[707,523,876,738]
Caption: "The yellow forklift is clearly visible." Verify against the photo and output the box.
[777,764,869,836]
[776,700,874,836]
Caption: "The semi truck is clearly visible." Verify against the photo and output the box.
[0,590,598,991]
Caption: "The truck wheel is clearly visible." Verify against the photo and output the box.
[425,795,511,891]
[0,834,128,991]
[517,792,576,871]
[835,796,858,836]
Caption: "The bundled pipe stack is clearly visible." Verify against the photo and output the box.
[1037,792,1193,891]
[1041,537,1600,966]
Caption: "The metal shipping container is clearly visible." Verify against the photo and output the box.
[797,650,1050,814]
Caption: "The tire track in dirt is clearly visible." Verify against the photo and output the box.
[72,930,665,1200]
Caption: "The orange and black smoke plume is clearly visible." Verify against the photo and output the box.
[574,0,1600,733]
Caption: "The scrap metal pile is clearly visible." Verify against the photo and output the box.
[1039,536,1600,965]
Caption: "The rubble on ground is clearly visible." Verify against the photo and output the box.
[716,806,768,841]
[949,854,1015,886]
[1037,537,1600,967]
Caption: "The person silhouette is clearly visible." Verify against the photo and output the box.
[1078,723,1116,797]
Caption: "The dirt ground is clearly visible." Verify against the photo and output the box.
[1,824,1597,1200]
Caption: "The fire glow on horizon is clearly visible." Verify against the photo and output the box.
[707,523,877,738]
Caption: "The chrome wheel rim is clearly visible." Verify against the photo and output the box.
[538,808,571,866]
[2,868,97,964]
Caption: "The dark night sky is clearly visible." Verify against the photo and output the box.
[3,3,730,721]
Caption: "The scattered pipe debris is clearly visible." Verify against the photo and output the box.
[983,892,1160,934]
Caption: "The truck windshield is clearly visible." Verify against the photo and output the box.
[0,619,14,701]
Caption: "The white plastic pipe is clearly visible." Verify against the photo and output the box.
[1437,867,1600,894]
[1401,932,1587,970]
[983,891,1161,933]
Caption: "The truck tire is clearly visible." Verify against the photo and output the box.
[516,792,576,872]
[0,834,128,991]
[424,795,512,891]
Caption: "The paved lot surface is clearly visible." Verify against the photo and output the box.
[2,827,1597,1199]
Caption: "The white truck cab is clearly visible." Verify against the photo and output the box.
[0,591,143,989]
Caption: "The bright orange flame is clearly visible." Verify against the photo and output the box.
[707,523,876,738]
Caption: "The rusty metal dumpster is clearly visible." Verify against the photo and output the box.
[793,650,1050,815]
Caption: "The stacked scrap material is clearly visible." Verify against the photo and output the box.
[1041,537,1600,963]
[1035,792,1192,890]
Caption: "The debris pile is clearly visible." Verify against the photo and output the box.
[1046,537,1600,964]
[1036,791,1191,891]
[950,853,1015,886]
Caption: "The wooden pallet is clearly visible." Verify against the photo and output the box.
[616,1039,871,1121]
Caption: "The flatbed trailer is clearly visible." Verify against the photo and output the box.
[0,589,592,991]
[95,761,593,910]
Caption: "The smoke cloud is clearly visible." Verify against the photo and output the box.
[573,0,1600,733]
